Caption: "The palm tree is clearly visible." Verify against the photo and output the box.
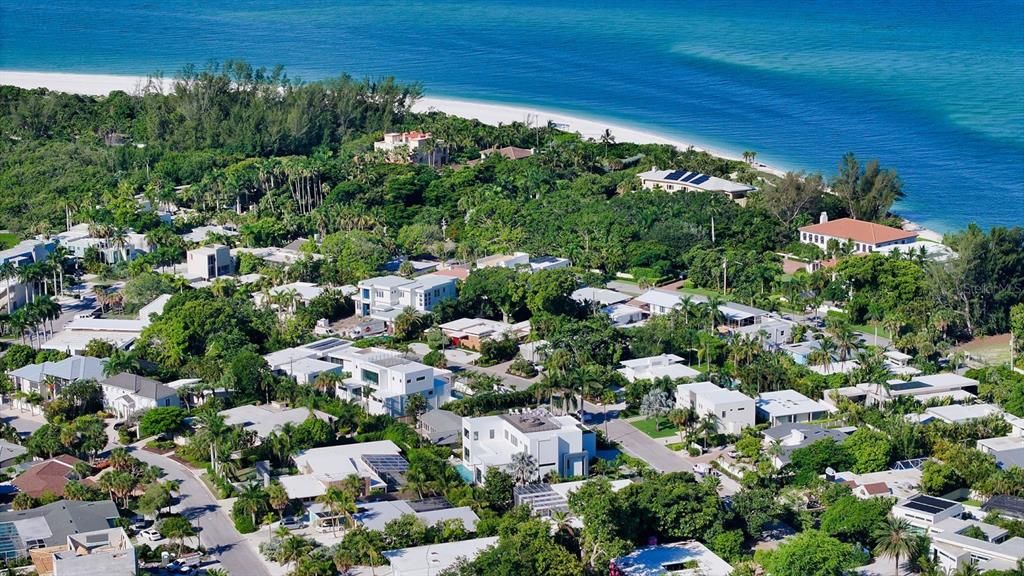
[316,485,357,534]
[277,535,312,570]
[509,451,538,485]
[266,481,290,520]
[872,516,921,576]
[696,413,719,450]
[668,407,694,443]
[194,410,231,476]
[236,483,268,527]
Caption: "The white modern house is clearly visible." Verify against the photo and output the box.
[822,373,979,410]
[41,318,147,355]
[353,274,457,319]
[461,408,596,484]
[602,303,646,327]
[571,287,631,308]
[329,345,453,417]
[755,389,830,425]
[733,317,797,348]
[186,244,233,280]
[475,252,571,272]
[49,527,136,576]
[98,373,180,419]
[675,381,755,435]
[383,537,499,576]
[618,354,701,383]
[637,168,757,200]
[278,440,404,500]
[799,214,918,254]
[977,436,1024,470]
[892,493,964,530]
[0,238,51,313]
[263,337,352,383]
[611,541,734,576]
[927,517,1024,572]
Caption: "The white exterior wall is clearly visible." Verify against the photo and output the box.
[332,350,452,417]
[461,415,593,484]
[186,245,233,280]
[799,231,917,254]
[354,276,457,317]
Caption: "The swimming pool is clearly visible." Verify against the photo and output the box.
[455,463,474,484]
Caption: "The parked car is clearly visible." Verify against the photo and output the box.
[130,516,150,531]
[280,516,305,530]
[140,528,163,541]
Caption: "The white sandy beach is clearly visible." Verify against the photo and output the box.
[0,69,784,177]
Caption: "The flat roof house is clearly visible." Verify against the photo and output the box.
[822,373,979,410]
[329,345,453,418]
[634,289,769,328]
[602,303,646,327]
[0,500,120,561]
[262,337,352,383]
[637,168,757,200]
[383,536,499,576]
[977,436,1024,470]
[611,541,734,576]
[676,381,755,435]
[42,318,146,356]
[353,274,457,320]
[893,493,964,530]
[279,440,405,500]
[755,389,830,426]
[799,214,918,255]
[185,244,232,280]
[618,354,700,383]
[928,517,1024,572]
[461,408,596,484]
[98,373,180,420]
[45,527,136,576]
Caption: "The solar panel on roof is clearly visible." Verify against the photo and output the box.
[680,172,699,182]
[664,170,685,181]
[362,454,409,473]
[690,175,711,185]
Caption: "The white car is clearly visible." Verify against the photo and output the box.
[140,528,164,541]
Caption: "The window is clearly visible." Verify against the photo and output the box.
[416,376,426,381]
[473,431,479,441]
[463,428,470,438]
[489,429,495,439]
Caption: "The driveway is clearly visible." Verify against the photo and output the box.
[605,419,691,473]
[129,447,271,576]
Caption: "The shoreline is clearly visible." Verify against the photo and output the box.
[0,70,786,177]
[0,69,940,238]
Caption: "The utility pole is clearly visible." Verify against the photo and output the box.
[722,256,728,293]
[711,215,716,244]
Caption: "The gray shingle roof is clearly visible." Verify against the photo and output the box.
[100,372,176,400]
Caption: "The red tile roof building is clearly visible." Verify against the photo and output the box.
[799,216,917,254]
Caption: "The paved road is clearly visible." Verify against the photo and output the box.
[605,419,692,473]
[131,447,271,576]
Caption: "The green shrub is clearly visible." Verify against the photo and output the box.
[234,513,257,534]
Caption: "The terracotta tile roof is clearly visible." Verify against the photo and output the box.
[432,268,470,281]
[12,455,85,498]
[799,218,917,246]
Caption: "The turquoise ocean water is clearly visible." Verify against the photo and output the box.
[2,0,1022,231]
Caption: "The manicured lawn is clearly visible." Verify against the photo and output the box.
[849,322,892,340]
[0,232,17,250]
[632,417,682,439]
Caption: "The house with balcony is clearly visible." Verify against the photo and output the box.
[328,346,452,417]
[353,274,457,321]
[927,517,1024,572]
[460,408,596,484]
[374,131,447,165]
[755,389,831,426]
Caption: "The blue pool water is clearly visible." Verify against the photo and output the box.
[2,0,1022,231]
[455,463,474,484]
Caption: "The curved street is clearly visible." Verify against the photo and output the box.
[130,446,271,576]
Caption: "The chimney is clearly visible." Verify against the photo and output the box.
[819,212,829,224]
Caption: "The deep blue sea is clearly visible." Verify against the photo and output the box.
[2,0,1023,232]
